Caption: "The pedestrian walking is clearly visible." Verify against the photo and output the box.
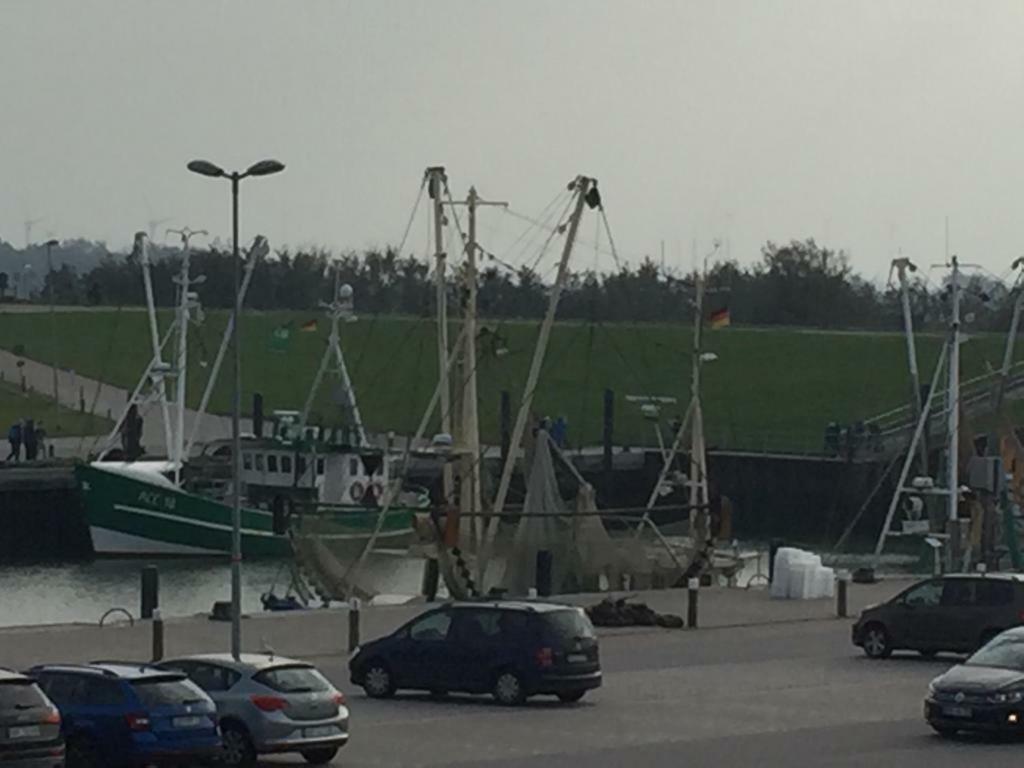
[22,418,37,461]
[34,421,48,460]
[6,420,22,462]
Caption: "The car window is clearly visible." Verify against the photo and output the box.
[35,674,75,707]
[131,677,205,708]
[254,665,329,693]
[967,635,1024,669]
[901,580,942,608]
[408,611,452,642]
[184,664,241,693]
[540,609,597,641]
[452,610,503,644]
[0,680,48,710]
[976,580,1015,606]
[941,579,977,607]
[73,679,124,708]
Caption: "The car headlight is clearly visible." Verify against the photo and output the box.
[990,690,1024,704]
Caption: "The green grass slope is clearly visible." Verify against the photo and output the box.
[0,309,1018,452]
[0,379,112,439]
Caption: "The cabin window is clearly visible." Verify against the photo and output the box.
[268,455,278,473]
[255,454,265,471]
[297,456,307,476]
[243,453,253,471]
[281,455,292,474]
[317,458,325,475]
[349,458,359,475]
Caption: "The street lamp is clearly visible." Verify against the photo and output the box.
[187,157,284,660]
[44,239,60,407]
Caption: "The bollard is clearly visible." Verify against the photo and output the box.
[768,538,784,583]
[140,566,159,620]
[151,609,164,662]
[348,597,361,654]
[687,578,699,629]
[421,558,439,602]
[837,572,849,618]
[535,550,553,598]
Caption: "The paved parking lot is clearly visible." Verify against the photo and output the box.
[267,619,1024,767]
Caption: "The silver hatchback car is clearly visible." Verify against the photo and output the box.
[159,654,348,767]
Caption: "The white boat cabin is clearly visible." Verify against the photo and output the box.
[239,411,395,506]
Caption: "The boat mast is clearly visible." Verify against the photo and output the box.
[891,256,927,469]
[184,237,265,459]
[996,257,1024,413]
[299,267,366,446]
[946,256,961,550]
[427,167,454,507]
[481,176,594,576]
[689,263,710,545]
[139,232,175,460]
[168,227,207,483]
[448,186,507,547]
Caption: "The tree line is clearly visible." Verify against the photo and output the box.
[0,236,1012,332]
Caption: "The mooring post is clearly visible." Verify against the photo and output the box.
[837,571,849,618]
[499,390,511,465]
[348,597,361,653]
[602,388,614,497]
[421,558,439,602]
[151,608,164,662]
[141,565,159,620]
[687,577,699,629]
[536,550,553,597]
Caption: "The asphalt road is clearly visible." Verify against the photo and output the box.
[245,619,1024,767]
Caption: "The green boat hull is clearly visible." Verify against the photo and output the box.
[76,464,415,558]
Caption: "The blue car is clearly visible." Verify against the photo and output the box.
[27,663,220,768]
[350,601,602,705]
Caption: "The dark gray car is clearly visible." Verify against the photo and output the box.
[852,573,1024,658]
[0,669,63,767]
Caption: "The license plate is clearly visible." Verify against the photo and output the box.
[943,706,972,719]
[8,725,40,739]
[305,725,337,738]
[173,716,202,729]
[567,653,588,663]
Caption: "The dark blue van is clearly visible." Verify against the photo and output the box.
[350,602,601,705]
[28,663,220,767]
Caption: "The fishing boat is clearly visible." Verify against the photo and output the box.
[79,231,426,558]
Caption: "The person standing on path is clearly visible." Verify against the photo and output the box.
[6,420,22,462]
[22,418,37,461]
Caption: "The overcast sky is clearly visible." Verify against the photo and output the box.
[2,0,1023,283]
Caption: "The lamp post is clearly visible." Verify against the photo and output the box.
[44,239,60,407]
[186,158,285,660]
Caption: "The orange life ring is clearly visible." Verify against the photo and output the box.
[349,481,365,502]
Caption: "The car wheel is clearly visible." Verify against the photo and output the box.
[302,746,340,764]
[862,623,892,659]
[363,660,396,699]
[493,670,526,706]
[931,724,958,738]
[66,735,101,768]
[557,690,586,703]
[221,721,257,768]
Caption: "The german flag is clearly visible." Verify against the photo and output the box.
[708,307,730,329]
[300,319,318,332]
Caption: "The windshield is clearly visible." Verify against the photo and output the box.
[132,677,206,708]
[541,609,596,642]
[0,680,47,710]
[967,636,1024,670]
[254,665,330,693]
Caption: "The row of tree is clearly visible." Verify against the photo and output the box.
[0,237,1012,331]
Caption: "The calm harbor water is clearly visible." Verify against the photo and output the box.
[0,556,431,628]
